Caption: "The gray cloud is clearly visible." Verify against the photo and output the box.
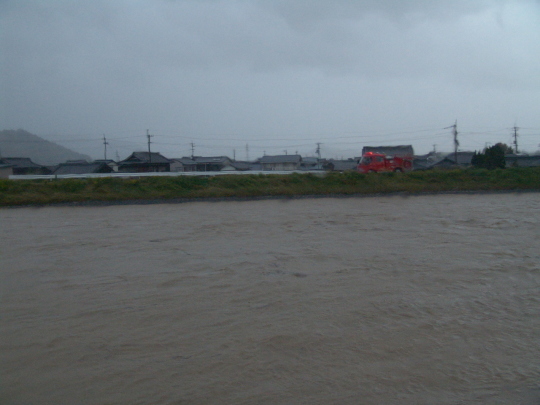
[1,0,539,158]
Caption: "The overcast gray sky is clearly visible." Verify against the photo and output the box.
[2,0,539,160]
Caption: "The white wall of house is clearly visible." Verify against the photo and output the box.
[262,162,299,171]
[0,166,13,178]
[170,161,184,172]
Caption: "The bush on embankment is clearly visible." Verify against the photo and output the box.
[0,167,539,206]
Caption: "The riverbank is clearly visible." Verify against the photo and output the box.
[1,167,539,207]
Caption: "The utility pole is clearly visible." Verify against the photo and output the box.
[444,120,459,164]
[316,143,322,160]
[115,150,120,162]
[190,142,195,158]
[245,143,249,161]
[233,149,236,161]
[147,129,153,166]
[103,134,109,160]
[513,125,519,154]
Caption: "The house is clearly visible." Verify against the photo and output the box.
[259,155,302,171]
[93,159,119,172]
[192,156,232,172]
[0,157,51,175]
[323,159,358,172]
[169,157,197,172]
[362,145,414,158]
[221,161,252,171]
[0,163,13,178]
[413,152,445,170]
[300,157,323,170]
[118,152,171,173]
[430,151,475,169]
[52,162,114,175]
[505,154,540,168]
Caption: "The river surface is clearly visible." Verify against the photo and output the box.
[1,193,540,404]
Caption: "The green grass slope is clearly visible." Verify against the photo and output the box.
[1,168,539,207]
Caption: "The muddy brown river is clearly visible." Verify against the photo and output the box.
[1,193,539,404]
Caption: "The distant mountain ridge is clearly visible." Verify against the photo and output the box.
[0,129,92,166]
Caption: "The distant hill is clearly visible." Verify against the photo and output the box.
[0,129,92,166]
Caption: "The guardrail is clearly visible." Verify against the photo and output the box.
[9,170,326,180]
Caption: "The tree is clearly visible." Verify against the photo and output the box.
[494,142,514,154]
[472,143,508,169]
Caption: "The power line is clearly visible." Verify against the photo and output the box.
[148,126,446,143]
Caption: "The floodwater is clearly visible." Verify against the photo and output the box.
[1,193,539,404]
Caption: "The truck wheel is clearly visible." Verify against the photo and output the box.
[368,170,376,173]
[394,168,403,173]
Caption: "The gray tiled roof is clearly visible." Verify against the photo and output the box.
[0,157,43,168]
[122,152,170,164]
[505,154,540,167]
[172,157,197,165]
[192,156,231,164]
[442,151,475,165]
[53,162,112,175]
[230,161,251,170]
[260,155,302,164]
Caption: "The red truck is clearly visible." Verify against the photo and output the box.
[357,151,413,173]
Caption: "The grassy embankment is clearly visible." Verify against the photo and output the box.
[1,167,539,207]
